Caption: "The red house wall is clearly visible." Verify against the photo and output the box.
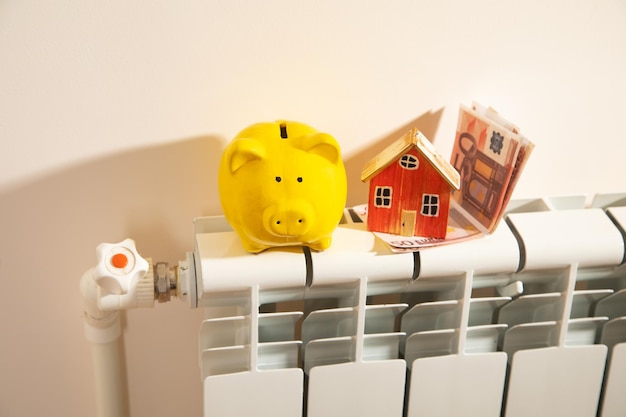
[367,149,451,238]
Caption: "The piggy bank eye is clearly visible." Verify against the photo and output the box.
[275,176,282,183]
[297,177,303,183]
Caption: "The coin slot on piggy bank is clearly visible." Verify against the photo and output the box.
[218,120,347,253]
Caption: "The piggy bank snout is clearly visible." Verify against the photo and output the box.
[264,204,314,238]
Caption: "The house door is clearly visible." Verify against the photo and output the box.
[401,209,417,236]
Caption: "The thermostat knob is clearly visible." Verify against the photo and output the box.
[94,238,149,295]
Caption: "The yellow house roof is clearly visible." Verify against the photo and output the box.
[360,129,460,190]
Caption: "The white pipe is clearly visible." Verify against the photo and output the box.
[81,268,129,417]
[90,339,128,417]
[506,208,624,270]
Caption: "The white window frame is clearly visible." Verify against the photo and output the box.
[374,186,392,208]
[421,193,440,217]
[399,154,419,170]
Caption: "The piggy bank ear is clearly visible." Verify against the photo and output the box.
[228,139,266,173]
[300,133,341,164]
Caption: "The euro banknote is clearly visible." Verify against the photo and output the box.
[450,103,534,232]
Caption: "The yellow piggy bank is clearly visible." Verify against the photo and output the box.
[218,120,347,253]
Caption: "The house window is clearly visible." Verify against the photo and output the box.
[421,194,439,216]
[375,186,392,208]
[399,154,419,170]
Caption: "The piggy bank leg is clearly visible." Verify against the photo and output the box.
[307,236,332,252]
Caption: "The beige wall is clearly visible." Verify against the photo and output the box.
[1,1,625,416]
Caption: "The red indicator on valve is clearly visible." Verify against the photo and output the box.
[111,253,129,269]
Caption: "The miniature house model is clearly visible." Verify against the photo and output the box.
[361,129,461,239]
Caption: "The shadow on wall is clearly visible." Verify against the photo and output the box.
[343,109,444,207]
[0,135,223,417]
[0,135,224,264]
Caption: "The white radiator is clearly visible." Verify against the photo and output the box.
[82,193,626,417]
